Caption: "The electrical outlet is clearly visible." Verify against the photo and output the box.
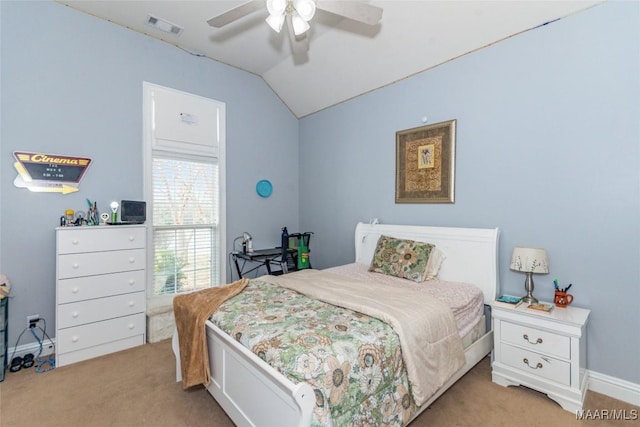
[27,314,40,328]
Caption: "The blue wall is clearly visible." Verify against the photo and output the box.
[299,1,640,383]
[0,1,299,346]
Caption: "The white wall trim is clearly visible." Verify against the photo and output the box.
[7,338,56,363]
[588,370,640,407]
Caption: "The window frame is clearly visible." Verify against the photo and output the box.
[142,82,226,305]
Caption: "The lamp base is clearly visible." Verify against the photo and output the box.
[522,272,538,304]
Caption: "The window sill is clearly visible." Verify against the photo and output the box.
[147,295,174,316]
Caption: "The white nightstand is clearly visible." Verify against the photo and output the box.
[491,301,590,413]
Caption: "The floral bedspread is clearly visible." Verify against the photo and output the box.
[210,280,417,426]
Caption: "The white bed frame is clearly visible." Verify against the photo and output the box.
[173,222,500,426]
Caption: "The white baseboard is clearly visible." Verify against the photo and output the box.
[589,370,640,407]
[7,338,56,362]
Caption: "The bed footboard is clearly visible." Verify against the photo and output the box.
[173,326,493,427]
[172,323,315,427]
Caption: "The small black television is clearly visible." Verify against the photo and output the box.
[120,200,146,224]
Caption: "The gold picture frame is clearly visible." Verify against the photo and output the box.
[395,119,456,203]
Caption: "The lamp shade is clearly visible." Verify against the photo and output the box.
[510,247,549,273]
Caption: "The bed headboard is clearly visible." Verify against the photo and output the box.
[354,222,500,304]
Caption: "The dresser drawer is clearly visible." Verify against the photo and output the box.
[501,320,570,359]
[500,342,570,386]
[56,335,144,368]
[57,313,145,354]
[57,291,145,329]
[58,249,145,279]
[57,227,145,254]
[58,270,145,304]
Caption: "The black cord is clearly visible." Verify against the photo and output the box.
[8,319,56,373]
[8,327,30,365]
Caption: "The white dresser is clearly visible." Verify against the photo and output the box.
[491,302,590,413]
[56,225,146,367]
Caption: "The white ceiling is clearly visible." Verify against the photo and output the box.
[57,1,602,118]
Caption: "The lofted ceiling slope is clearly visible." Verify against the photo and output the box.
[57,1,603,118]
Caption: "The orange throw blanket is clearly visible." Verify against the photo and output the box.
[173,278,248,389]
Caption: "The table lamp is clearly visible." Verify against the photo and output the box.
[243,232,253,253]
[110,201,119,223]
[510,247,549,304]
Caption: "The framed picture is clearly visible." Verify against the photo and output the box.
[395,119,456,203]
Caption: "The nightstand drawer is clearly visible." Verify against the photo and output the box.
[500,343,570,386]
[501,320,570,359]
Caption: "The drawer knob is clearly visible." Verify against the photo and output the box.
[72,239,79,245]
[128,279,135,286]
[523,334,543,345]
[72,311,79,318]
[129,257,135,263]
[523,358,543,370]
[128,301,135,307]
[72,287,79,294]
[128,323,135,330]
[129,236,135,241]
[72,263,79,269]
[72,336,79,343]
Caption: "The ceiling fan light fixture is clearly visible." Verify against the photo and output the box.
[291,12,310,35]
[293,0,316,21]
[266,13,285,32]
[266,0,287,16]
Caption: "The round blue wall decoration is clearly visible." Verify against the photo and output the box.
[256,180,273,198]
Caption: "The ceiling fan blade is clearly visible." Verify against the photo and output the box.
[207,0,264,28]
[316,1,383,26]
[286,15,309,55]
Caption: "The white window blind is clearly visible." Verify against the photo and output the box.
[152,157,219,296]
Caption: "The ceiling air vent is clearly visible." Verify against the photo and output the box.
[146,15,183,36]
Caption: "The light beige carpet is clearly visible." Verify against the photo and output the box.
[0,340,637,426]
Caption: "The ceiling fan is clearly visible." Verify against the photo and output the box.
[207,0,383,54]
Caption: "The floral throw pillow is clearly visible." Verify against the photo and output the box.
[368,235,434,282]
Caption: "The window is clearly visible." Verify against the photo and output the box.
[152,156,219,296]
[143,82,226,300]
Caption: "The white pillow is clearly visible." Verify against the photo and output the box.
[423,247,445,281]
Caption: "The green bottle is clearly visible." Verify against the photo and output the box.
[297,238,309,270]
